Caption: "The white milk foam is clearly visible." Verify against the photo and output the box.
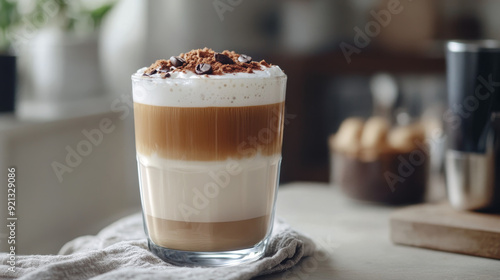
[132,66,286,107]
[138,153,281,223]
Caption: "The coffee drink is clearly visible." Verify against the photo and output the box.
[131,49,287,265]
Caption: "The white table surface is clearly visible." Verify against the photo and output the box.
[258,182,500,280]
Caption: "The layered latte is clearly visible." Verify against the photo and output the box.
[132,49,286,252]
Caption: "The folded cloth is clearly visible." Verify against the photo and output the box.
[0,213,315,280]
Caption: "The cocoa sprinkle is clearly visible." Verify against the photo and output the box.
[143,48,270,76]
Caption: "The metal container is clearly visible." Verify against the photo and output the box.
[445,40,500,210]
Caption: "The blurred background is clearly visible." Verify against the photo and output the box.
[0,0,498,254]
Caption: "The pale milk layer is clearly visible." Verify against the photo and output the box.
[132,66,286,107]
[137,152,280,223]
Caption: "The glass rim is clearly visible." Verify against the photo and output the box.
[131,73,287,82]
[447,40,500,53]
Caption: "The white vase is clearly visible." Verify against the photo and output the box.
[30,27,103,100]
[99,0,147,98]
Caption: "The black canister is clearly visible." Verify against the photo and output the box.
[0,55,16,113]
[445,40,500,210]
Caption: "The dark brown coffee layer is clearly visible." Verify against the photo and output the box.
[146,215,270,252]
[134,102,285,161]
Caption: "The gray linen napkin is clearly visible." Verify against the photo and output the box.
[0,213,315,280]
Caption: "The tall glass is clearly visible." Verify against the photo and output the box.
[131,72,287,266]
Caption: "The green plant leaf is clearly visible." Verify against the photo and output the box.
[90,3,114,29]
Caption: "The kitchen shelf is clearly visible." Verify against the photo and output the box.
[269,50,446,183]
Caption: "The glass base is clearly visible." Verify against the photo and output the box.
[148,235,269,267]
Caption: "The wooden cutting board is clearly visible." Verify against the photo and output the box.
[390,202,500,259]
